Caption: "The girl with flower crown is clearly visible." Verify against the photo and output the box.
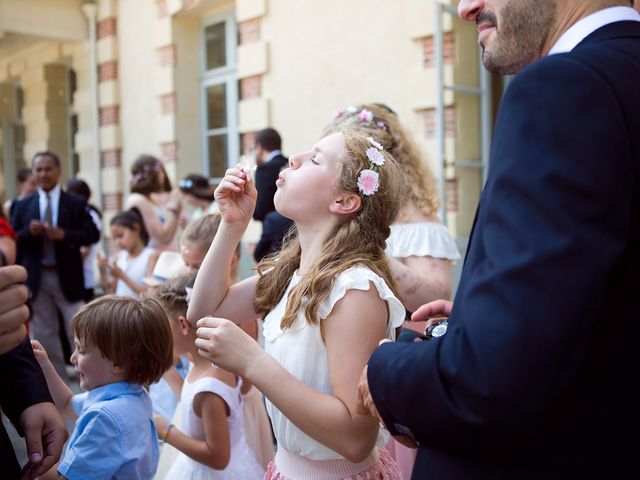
[189,130,404,479]
[125,154,184,252]
[324,103,461,478]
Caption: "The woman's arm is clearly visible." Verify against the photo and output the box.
[196,285,388,463]
[156,392,231,470]
[30,341,76,420]
[125,193,179,245]
[389,255,452,312]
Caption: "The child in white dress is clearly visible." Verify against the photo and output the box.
[153,274,264,480]
[189,131,405,479]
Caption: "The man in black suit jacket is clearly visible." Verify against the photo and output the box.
[359,1,640,478]
[0,265,67,479]
[11,151,99,379]
[252,128,288,222]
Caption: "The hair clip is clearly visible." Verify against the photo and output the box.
[357,137,384,196]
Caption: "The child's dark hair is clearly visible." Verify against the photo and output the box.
[110,208,149,246]
[72,295,173,386]
[153,272,198,320]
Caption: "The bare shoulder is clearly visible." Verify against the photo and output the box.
[206,366,238,389]
[125,192,148,209]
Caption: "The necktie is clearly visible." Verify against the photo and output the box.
[42,193,55,265]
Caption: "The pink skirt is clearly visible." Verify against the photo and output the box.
[264,447,402,480]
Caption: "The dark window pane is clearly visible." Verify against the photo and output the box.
[205,22,226,71]
[208,134,227,178]
[206,84,227,130]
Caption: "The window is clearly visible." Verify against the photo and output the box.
[201,13,238,180]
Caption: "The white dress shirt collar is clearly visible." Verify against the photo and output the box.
[265,150,282,163]
[549,6,640,55]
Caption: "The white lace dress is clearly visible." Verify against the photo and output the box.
[163,375,264,480]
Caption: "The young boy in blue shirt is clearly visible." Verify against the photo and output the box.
[32,295,173,479]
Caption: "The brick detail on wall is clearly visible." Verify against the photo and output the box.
[101,149,122,167]
[422,32,455,68]
[161,141,178,163]
[159,93,176,115]
[239,19,260,45]
[158,44,177,67]
[422,106,457,138]
[241,132,257,155]
[99,105,120,126]
[240,76,262,100]
[156,0,168,17]
[98,61,118,82]
[97,17,117,39]
[102,192,123,212]
[445,179,458,213]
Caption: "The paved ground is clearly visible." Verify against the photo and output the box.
[3,366,80,469]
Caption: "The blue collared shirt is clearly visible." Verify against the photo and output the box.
[58,382,159,480]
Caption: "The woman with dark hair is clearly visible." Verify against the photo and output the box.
[66,178,102,301]
[125,155,183,252]
[178,173,217,220]
[3,167,37,218]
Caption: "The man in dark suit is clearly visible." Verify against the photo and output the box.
[358,1,640,478]
[0,265,67,479]
[11,151,99,379]
[252,128,288,222]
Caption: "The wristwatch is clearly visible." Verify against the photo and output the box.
[424,319,448,339]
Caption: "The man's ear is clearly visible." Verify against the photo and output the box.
[329,193,361,216]
[178,315,191,335]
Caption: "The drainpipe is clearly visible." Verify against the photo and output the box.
[81,1,101,209]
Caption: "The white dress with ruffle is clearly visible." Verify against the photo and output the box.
[163,375,264,480]
[386,221,461,261]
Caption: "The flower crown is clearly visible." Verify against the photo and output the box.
[357,137,385,196]
[332,106,388,131]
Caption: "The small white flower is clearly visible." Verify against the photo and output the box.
[347,106,358,113]
[367,137,384,150]
[366,147,385,167]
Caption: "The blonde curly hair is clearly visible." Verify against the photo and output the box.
[322,103,440,217]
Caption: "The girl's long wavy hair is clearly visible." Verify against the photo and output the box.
[254,130,404,331]
[321,103,439,217]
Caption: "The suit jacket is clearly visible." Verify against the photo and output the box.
[368,21,640,479]
[253,153,288,221]
[11,189,100,302]
[0,338,54,478]
[253,210,295,262]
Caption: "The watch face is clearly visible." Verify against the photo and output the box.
[431,323,448,338]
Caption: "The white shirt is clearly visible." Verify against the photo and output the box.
[114,247,155,298]
[38,184,61,226]
[262,266,405,460]
[264,150,282,163]
[549,6,640,55]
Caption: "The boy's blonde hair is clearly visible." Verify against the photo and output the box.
[153,272,197,320]
[72,296,173,385]
[255,129,403,332]
[322,103,440,217]
[182,213,241,258]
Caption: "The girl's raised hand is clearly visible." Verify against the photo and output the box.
[214,166,257,226]
[194,317,264,377]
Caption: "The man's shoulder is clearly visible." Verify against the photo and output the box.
[13,192,38,210]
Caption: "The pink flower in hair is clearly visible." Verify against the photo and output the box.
[358,109,374,122]
[357,169,380,196]
[366,147,385,167]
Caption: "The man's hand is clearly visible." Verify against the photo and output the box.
[44,226,65,242]
[0,265,30,354]
[411,299,453,329]
[28,220,45,237]
[19,402,67,479]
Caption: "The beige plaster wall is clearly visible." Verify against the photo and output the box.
[118,0,161,181]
